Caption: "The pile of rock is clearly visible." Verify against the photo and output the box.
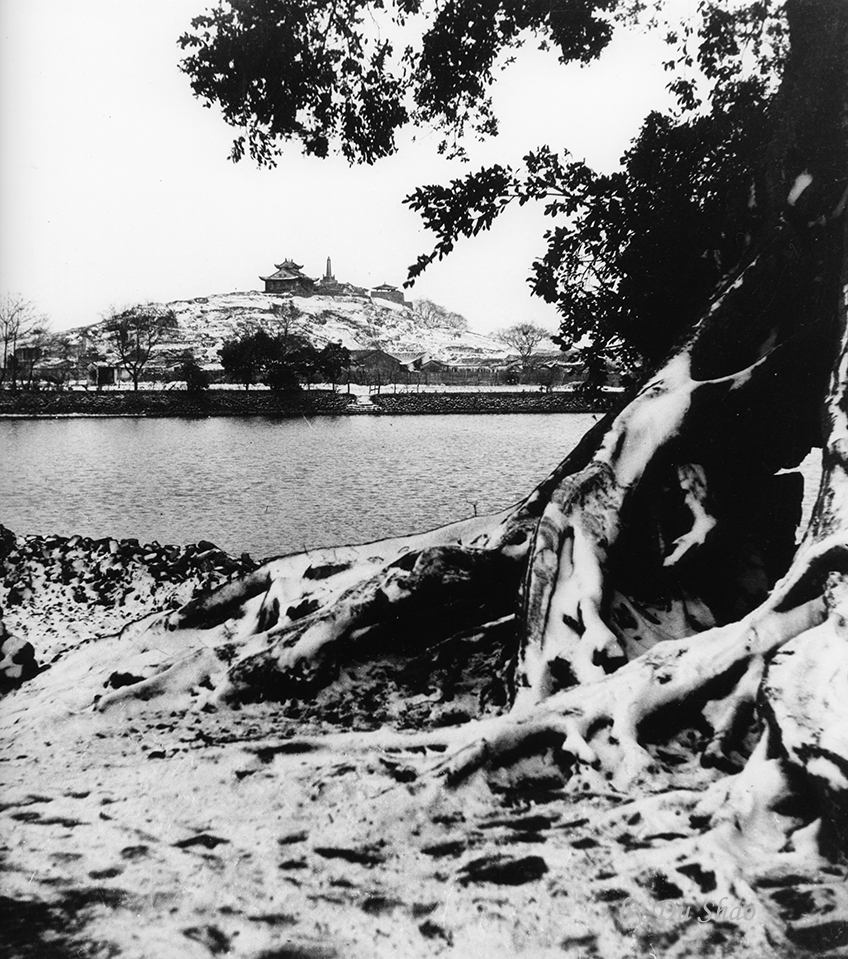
[371,391,613,414]
[1,527,256,608]
[0,525,258,689]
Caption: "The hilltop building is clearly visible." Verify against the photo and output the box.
[260,259,315,296]
[316,256,346,296]
[371,282,406,306]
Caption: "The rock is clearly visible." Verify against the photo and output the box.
[419,919,453,943]
[183,925,230,955]
[5,586,26,607]
[173,834,230,850]
[0,525,16,561]
[313,846,385,866]
[421,840,467,858]
[786,919,848,952]
[457,853,548,886]
[0,612,39,688]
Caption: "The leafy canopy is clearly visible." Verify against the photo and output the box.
[180,1,787,372]
[219,327,350,390]
[180,355,212,392]
[179,0,616,165]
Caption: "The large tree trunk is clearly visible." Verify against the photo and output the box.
[33,0,847,948]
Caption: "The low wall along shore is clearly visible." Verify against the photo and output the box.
[0,389,614,417]
[0,389,354,417]
[370,391,613,414]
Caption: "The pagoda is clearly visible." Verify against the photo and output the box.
[316,256,345,296]
[260,259,315,295]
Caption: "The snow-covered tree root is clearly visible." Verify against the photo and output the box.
[91,503,538,711]
[560,615,848,956]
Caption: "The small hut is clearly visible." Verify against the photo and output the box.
[370,283,406,306]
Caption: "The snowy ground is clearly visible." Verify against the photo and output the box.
[1,531,845,958]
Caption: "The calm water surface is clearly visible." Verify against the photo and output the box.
[0,415,600,559]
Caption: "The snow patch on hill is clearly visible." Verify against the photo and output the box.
[159,290,516,367]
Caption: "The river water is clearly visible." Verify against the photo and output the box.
[0,414,601,559]
[1,413,822,561]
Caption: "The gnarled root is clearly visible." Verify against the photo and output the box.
[597,653,847,955]
[511,340,798,710]
[760,613,848,850]
[437,595,826,789]
[94,508,530,711]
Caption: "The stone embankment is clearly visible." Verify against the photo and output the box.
[370,391,616,414]
[0,390,355,417]
[0,389,614,417]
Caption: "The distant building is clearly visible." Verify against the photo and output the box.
[371,282,406,306]
[260,259,315,296]
[316,256,345,296]
[87,363,118,388]
[419,358,450,374]
[348,349,407,380]
[393,351,429,371]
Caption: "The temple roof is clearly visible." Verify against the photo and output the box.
[260,266,305,282]
[260,258,310,282]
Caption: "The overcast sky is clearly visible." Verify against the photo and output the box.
[0,1,672,335]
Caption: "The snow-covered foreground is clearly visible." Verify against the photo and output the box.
[1,530,844,958]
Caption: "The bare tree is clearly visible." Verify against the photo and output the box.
[496,322,548,369]
[270,299,305,339]
[412,298,468,331]
[104,304,175,390]
[0,295,46,390]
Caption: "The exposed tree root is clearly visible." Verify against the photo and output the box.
[93,508,527,710]
[761,616,848,848]
[436,597,826,785]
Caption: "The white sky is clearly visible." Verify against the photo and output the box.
[0,1,672,335]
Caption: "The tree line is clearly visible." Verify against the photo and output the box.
[218,328,350,391]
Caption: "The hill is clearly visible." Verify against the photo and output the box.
[50,291,555,377]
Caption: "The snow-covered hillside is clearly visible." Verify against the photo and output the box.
[66,290,530,369]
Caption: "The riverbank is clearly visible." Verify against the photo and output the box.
[0,389,614,418]
[371,391,615,414]
[1,525,838,959]
[0,389,353,418]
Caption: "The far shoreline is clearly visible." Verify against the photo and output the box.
[0,388,617,418]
